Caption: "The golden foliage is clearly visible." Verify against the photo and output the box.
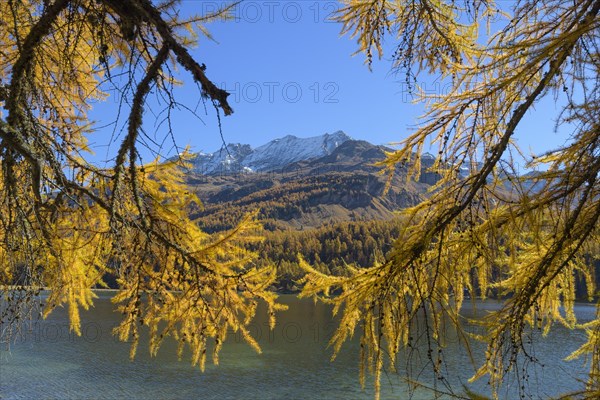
[302,0,600,398]
[0,0,284,366]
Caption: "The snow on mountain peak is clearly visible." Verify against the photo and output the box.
[189,131,352,175]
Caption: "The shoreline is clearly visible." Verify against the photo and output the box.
[3,286,599,304]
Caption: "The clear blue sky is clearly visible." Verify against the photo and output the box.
[89,1,571,166]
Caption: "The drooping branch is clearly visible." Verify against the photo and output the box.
[111,44,170,227]
[300,1,600,398]
[5,0,71,125]
[105,0,233,115]
[1,1,281,366]
[392,0,600,272]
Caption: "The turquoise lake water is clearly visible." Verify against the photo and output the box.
[0,293,594,399]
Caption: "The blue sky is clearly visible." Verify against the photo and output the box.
[89,1,571,166]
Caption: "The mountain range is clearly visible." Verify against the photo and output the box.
[186,131,437,232]
[187,131,352,175]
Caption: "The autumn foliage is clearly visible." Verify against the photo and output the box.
[0,0,284,368]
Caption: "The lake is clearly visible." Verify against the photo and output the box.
[0,293,594,399]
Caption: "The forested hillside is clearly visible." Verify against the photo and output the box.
[187,138,596,297]
[252,219,404,291]
[183,139,424,290]
[190,140,430,231]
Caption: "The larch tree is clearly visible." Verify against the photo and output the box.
[0,0,285,368]
[299,0,600,398]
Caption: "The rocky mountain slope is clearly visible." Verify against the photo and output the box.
[186,133,436,232]
[187,131,351,175]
